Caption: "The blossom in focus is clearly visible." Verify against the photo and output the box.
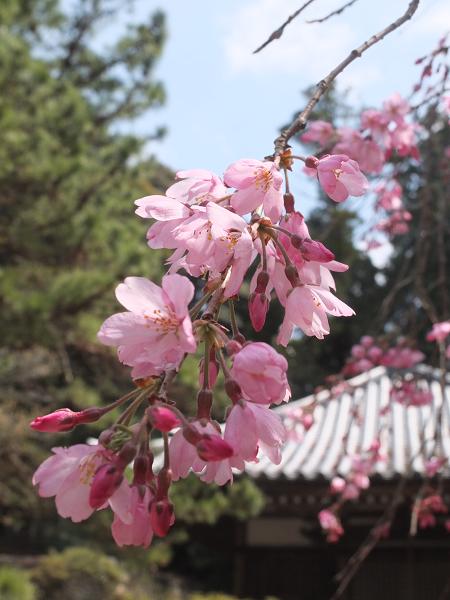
[112,486,154,548]
[225,159,284,222]
[316,154,369,203]
[230,342,290,405]
[32,444,131,523]
[278,284,354,343]
[97,274,196,378]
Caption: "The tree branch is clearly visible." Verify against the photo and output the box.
[273,0,420,155]
[306,0,359,25]
[253,0,318,54]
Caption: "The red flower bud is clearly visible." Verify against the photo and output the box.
[89,463,123,508]
[283,192,295,213]
[196,434,234,462]
[30,408,79,432]
[224,378,242,403]
[149,498,175,537]
[147,406,180,432]
[305,155,319,169]
[255,270,270,293]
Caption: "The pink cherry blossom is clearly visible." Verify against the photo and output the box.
[169,421,236,486]
[230,342,290,405]
[97,274,196,378]
[301,120,336,146]
[32,444,131,523]
[318,509,344,543]
[167,169,227,203]
[316,154,368,203]
[111,486,154,548]
[169,202,254,298]
[225,159,284,222]
[427,321,450,342]
[382,92,410,122]
[278,284,354,343]
[333,129,385,174]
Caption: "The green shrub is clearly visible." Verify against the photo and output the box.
[0,566,36,600]
[32,546,132,600]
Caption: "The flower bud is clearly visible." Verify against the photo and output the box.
[196,434,234,461]
[133,455,151,485]
[150,498,175,537]
[255,270,270,293]
[224,378,242,403]
[197,389,213,419]
[147,406,180,432]
[284,264,300,287]
[225,340,243,356]
[249,293,269,332]
[117,441,137,467]
[305,155,319,169]
[300,239,334,262]
[89,463,123,508]
[183,425,202,445]
[30,408,79,432]
[283,192,295,213]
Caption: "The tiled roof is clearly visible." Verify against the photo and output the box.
[246,366,450,481]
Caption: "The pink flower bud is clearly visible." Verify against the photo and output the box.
[361,335,374,348]
[249,292,269,332]
[196,434,234,461]
[300,239,335,262]
[148,406,180,432]
[89,463,124,508]
[351,344,365,359]
[30,408,79,432]
[367,346,383,362]
[301,413,314,430]
[330,476,346,494]
[150,498,175,537]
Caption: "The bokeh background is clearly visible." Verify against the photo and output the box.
[1,1,449,599]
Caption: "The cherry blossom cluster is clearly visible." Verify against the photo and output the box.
[31,153,365,547]
[300,92,420,244]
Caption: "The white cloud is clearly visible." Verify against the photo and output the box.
[408,1,450,36]
[221,0,357,76]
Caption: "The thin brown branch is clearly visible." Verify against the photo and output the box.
[330,475,407,599]
[273,0,420,155]
[306,0,359,25]
[253,0,318,54]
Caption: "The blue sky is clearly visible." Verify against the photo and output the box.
[108,0,448,221]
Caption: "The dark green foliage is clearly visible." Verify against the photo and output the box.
[31,547,133,600]
[172,475,265,525]
[0,566,37,600]
[0,0,171,541]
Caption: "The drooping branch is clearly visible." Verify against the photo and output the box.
[306,0,359,24]
[253,0,318,54]
[273,0,420,155]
